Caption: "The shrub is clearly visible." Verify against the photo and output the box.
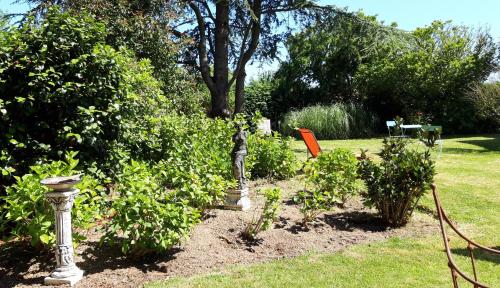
[467,82,500,132]
[305,149,358,207]
[244,73,275,119]
[0,7,170,187]
[242,187,281,240]
[355,21,498,133]
[293,189,337,224]
[281,103,378,140]
[0,152,104,249]
[102,160,199,256]
[357,138,435,227]
[128,114,235,211]
[247,132,299,180]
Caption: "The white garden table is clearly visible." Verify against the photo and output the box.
[400,124,422,137]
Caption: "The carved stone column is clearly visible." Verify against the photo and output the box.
[41,175,84,286]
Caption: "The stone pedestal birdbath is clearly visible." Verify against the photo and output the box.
[41,175,84,286]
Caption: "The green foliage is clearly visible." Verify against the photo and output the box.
[355,21,499,133]
[273,12,387,113]
[294,189,336,224]
[281,103,378,140]
[0,7,170,185]
[103,160,199,256]
[247,132,299,180]
[305,149,358,206]
[244,73,275,119]
[0,152,104,249]
[466,82,500,132]
[126,114,235,210]
[357,138,435,227]
[243,187,281,240]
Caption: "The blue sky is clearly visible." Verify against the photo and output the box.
[2,0,499,79]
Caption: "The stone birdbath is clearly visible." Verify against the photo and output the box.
[41,174,84,286]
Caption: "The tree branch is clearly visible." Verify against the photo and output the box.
[189,2,216,94]
[229,0,262,89]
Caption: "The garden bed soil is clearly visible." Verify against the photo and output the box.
[0,177,438,288]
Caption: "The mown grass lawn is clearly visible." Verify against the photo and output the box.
[148,135,500,288]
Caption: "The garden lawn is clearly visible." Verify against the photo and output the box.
[148,135,500,288]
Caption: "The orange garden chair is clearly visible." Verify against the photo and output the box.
[296,128,322,159]
[431,184,499,288]
[296,128,364,160]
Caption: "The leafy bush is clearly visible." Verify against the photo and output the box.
[244,73,275,119]
[247,132,299,180]
[0,7,170,187]
[305,149,358,206]
[355,21,498,133]
[102,160,199,256]
[127,114,235,211]
[0,152,104,249]
[293,189,337,224]
[281,103,378,140]
[242,187,281,240]
[357,138,435,227]
[467,82,500,132]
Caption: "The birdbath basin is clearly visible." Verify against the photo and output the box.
[41,175,82,191]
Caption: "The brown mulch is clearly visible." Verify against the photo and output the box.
[0,178,438,288]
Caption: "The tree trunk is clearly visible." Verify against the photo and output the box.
[211,0,230,118]
[234,69,246,114]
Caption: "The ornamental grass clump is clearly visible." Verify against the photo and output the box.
[357,138,435,227]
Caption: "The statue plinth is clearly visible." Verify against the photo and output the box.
[41,175,84,286]
[224,187,251,211]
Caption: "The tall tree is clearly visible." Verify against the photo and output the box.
[23,0,343,117]
[176,0,326,117]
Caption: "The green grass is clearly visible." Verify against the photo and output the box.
[148,134,500,288]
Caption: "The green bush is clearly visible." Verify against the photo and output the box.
[127,114,235,210]
[355,21,498,133]
[0,152,104,249]
[103,160,199,256]
[247,132,299,180]
[467,82,500,132]
[243,187,281,240]
[305,149,358,206]
[281,103,378,140]
[244,73,275,119]
[0,7,170,186]
[294,189,337,224]
[357,138,435,227]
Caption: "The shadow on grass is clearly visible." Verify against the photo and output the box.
[451,246,500,265]
[442,134,500,154]
[0,240,182,287]
[321,211,389,233]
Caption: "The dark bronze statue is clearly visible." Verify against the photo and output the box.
[231,123,247,190]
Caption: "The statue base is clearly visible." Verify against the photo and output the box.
[45,267,83,286]
[224,187,251,211]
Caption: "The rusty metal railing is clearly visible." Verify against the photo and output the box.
[431,184,499,288]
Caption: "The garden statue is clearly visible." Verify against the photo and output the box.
[225,123,251,210]
[231,123,247,190]
[41,174,84,286]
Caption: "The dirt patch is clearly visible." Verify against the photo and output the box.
[0,178,438,288]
